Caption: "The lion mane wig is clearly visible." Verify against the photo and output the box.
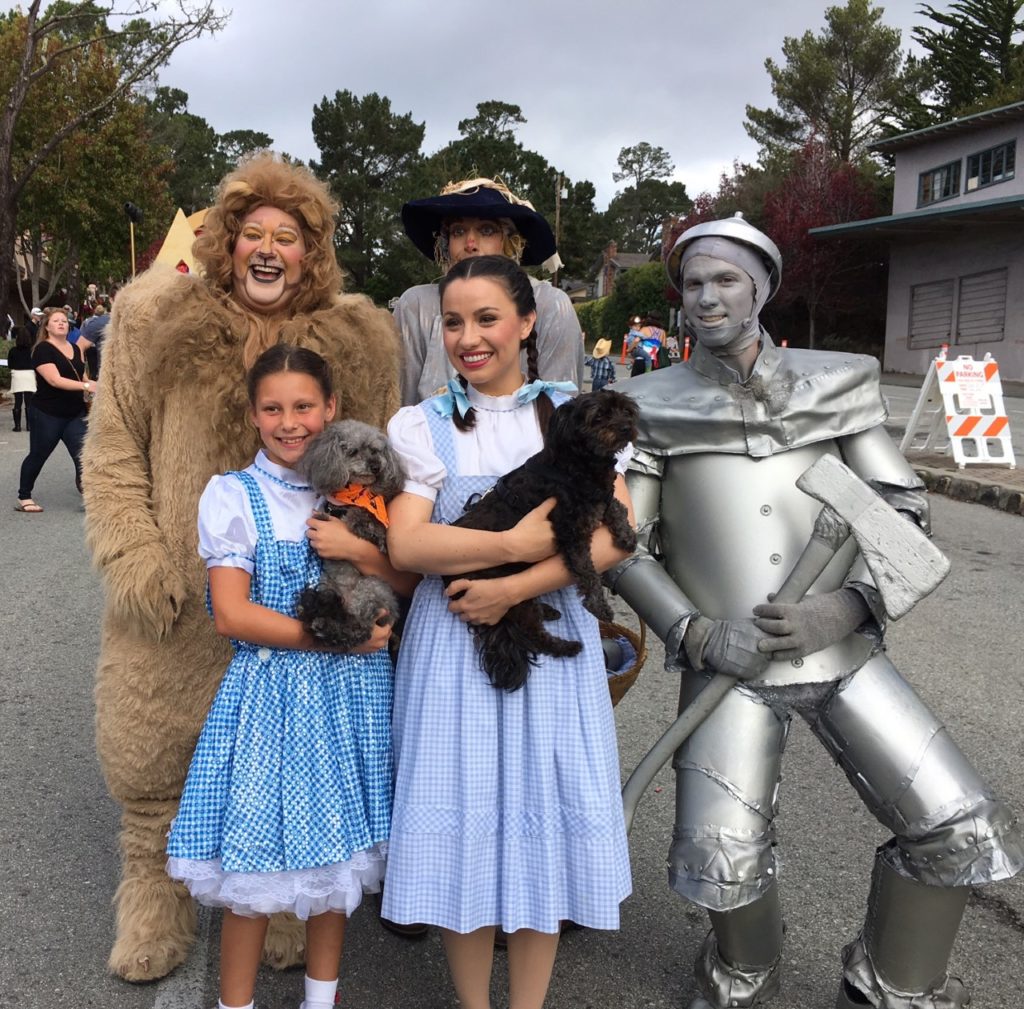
[193,153,343,315]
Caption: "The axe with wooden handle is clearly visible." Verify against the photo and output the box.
[622,453,950,833]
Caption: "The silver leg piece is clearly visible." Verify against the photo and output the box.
[689,885,784,1008]
[839,850,971,1008]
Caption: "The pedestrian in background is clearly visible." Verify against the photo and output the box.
[8,326,36,432]
[585,337,617,391]
[15,307,95,513]
[627,316,648,377]
[80,301,110,378]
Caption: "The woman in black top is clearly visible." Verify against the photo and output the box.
[15,308,98,513]
[8,327,36,432]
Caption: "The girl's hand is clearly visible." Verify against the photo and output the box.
[505,497,557,563]
[446,577,519,626]
[307,512,373,564]
[345,610,393,653]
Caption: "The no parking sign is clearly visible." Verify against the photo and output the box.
[901,350,1016,469]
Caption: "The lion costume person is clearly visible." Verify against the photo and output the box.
[81,155,401,982]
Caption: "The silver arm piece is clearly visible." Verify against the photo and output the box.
[839,426,930,532]
[606,460,699,663]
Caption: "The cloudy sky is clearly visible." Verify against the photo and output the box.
[24,0,936,209]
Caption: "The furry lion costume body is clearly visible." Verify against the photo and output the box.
[81,156,401,982]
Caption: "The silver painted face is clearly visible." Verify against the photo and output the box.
[681,254,756,349]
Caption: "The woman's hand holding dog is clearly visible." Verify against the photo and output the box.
[504,497,558,563]
[446,577,520,627]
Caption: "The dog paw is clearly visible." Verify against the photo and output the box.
[584,597,614,622]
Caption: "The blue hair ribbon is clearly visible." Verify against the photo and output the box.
[515,380,578,405]
[431,378,473,419]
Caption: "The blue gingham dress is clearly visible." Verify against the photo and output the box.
[166,466,393,919]
[382,398,631,933]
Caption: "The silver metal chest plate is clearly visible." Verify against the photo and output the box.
[661,442,872,685]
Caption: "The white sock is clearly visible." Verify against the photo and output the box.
[219,1001,254,1009]
[301,974,339,1009]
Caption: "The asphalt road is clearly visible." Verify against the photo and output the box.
[1,424,1021,1009]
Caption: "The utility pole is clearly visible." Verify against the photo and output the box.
[553,172,565,287]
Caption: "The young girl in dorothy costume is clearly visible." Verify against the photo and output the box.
[384,255,633,1009]
[166,344,416,1009]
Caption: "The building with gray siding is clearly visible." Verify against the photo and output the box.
[811,100,1024,380]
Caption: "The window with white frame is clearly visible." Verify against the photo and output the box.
[965,140,1016,191]
[917,161,961,206]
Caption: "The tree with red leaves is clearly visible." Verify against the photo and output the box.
[762,141,887,347]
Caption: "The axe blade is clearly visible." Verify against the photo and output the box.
[796,454,950,620]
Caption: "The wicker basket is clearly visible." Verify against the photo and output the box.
[601,618,647,707]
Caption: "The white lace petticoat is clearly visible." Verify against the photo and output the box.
[166,842,387,919]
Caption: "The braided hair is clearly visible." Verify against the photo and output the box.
[438,254,554,435]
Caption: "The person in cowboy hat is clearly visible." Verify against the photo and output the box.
[585,337,617,391]
[394,177,584,406]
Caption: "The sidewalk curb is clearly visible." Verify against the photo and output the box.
[914,465,1024,516]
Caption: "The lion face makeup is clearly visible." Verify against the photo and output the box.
[231,205,306,315]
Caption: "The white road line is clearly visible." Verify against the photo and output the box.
[153,906,212,1009]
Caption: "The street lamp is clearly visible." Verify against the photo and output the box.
[124,201,143,277]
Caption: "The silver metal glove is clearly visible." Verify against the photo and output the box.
[753,588,870,661]
[683,615,771,680]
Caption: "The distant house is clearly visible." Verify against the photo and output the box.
[558,277,592,303]
[592,241,652,298]
[811,99,1024,379]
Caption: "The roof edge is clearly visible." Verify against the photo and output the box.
[872,99,1024,152]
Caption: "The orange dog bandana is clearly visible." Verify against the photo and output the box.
[331,484,389,527]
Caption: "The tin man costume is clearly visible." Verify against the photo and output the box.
[609,215,1023,1008]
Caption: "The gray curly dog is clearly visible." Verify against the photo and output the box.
[295,419,405,649]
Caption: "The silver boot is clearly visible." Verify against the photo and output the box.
[688,885,784,1008]
[837,850,970,1008]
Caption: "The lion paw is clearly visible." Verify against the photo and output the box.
[262,912,306,970]
[108,932,191,982]
[109,875,195,982]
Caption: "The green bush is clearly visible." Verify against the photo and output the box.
[574,297,610,353]
[605,262,675,344]
[575,262,679,356]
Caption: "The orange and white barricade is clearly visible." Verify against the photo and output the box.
[937,355,1015,468]
[901,349,1016,468]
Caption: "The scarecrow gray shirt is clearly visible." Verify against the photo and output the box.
[394,277,585,407]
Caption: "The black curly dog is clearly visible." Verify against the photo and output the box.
[445,389,639,692]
